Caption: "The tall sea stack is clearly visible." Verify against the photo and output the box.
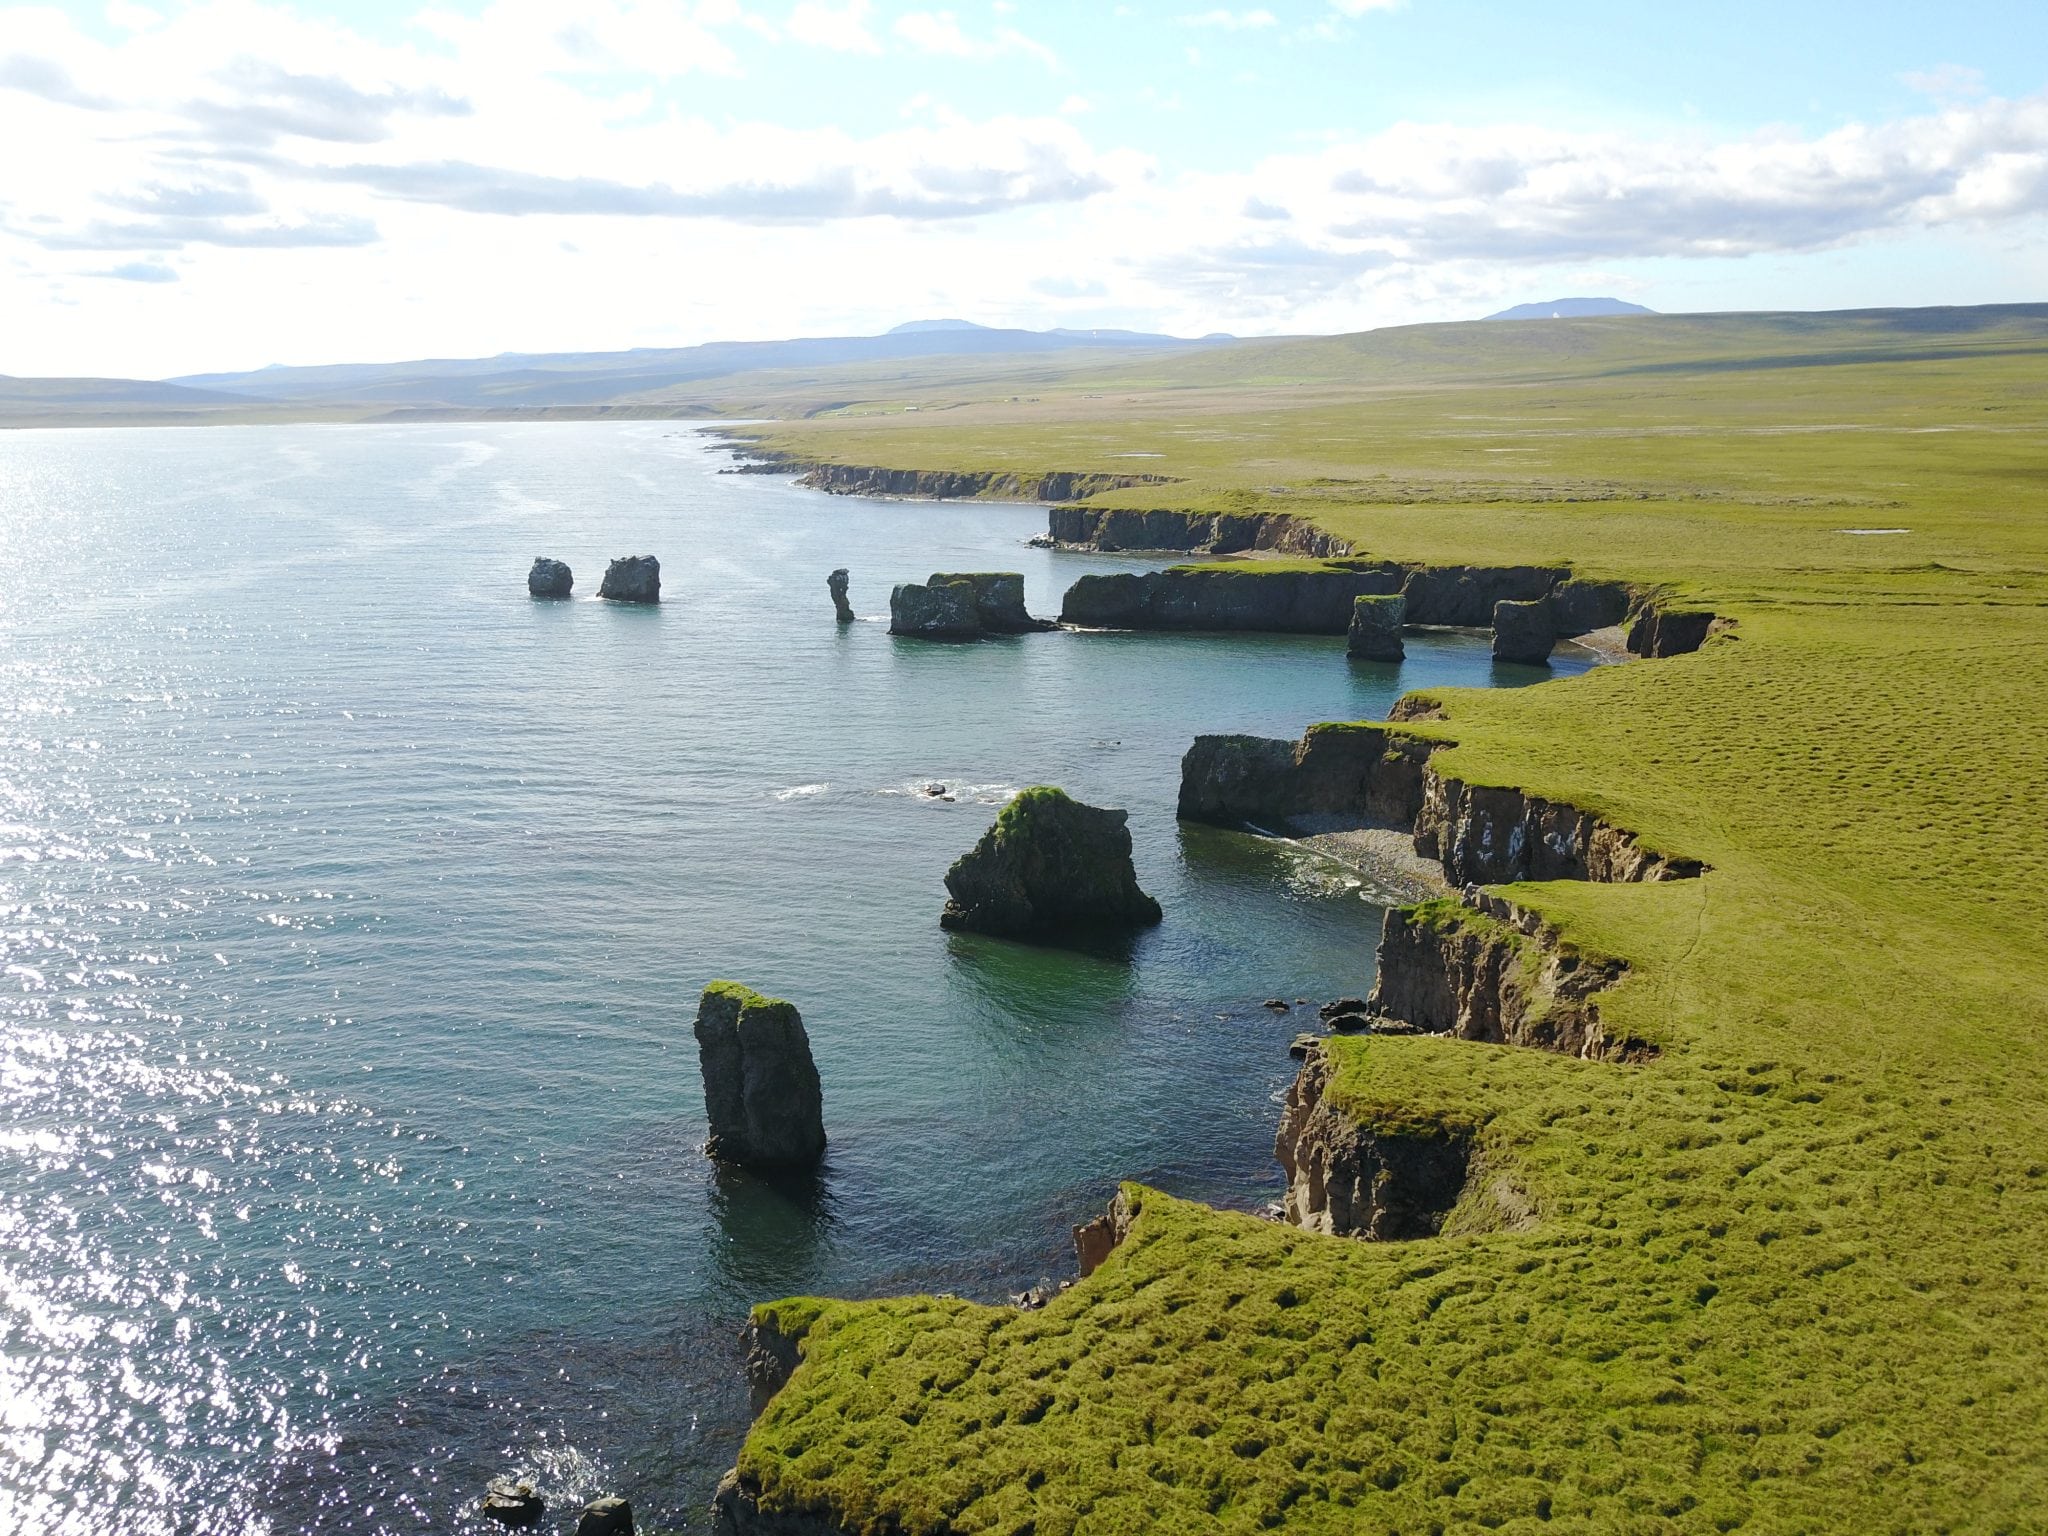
[1347,593,1405,661]
[694,982,825,1169]
[828,568,855,623]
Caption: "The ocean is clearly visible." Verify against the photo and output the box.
[0,421,1594,1532]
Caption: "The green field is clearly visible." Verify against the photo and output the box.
[712,308,2048,1533]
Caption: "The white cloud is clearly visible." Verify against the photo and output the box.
[1331,0,1405,12]
[1179,8,1278,28]
[1902,64,1987,102]
[893,10,1058,69]
[0,0,2045,375]
[787,0,880,54]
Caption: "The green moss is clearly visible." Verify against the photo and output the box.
[702,978,783,1011]
[720,310,2048,1532]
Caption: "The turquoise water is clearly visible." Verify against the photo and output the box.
[0,423,1595,1533]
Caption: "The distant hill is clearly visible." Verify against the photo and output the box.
[166,323,1224,409]
[0,375,263,407]
[1485,297,1656,321]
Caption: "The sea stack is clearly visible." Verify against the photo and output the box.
[941,786,1163,939]
[599,555,661,603]
[527,557,573,598]
[1492,598,1556,665]
[890,572,1054,638]
[694,982,825,1169]
[1347,593,1405,661]
[828,568,855,623]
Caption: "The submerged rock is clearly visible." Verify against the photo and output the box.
[694,982,826,1169]
[599,555,661,603]
[527,556,573,598]
[1347,593,1406,661]
[940,787,1162,939]
[1492,598,1556,665]
[481,1478,545,1528]
[575,1496,635,1536]
[827,568,854,623]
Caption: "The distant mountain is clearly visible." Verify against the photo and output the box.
[168,323,1223,408]
[0,375,264,406]
[1485,297,1656,321]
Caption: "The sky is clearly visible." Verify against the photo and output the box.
[2,0,2046,377]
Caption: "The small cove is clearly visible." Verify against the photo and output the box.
[0,421,1598,1533]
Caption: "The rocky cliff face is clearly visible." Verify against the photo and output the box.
[1414,770,1704,886]
[1057,560,1636,637]
[1366,893,1650,1061]
[1274,1044,1536,1239]
[1177,723,1432,833]
[1627,602,1731,657]
[793,462,1172,503]
[1047,506,1353,558]
[1072,1187,1138,1278]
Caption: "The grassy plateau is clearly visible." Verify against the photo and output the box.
[714,307,2048,1534]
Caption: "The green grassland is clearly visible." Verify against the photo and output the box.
[716,308,2048,1534]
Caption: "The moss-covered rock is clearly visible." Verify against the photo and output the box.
[1347,592,1406,660]
[940,787,1162,938]
[694,982,825,1169]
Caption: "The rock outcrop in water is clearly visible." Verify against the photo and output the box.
[827,568,854,623]
[1347,593,1406,661]
[599,555,661,603]
[1491,598,1556,664]
[482,1478,546,1528]
[694,982,825,1169]
[889,572,1054,639]
[941,787,1162,938]
[575,1497,635,1536]
[527,557,573,598]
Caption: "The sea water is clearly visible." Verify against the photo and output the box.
[0,422,1595,1533]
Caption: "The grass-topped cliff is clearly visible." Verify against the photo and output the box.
[717,307,2048,1532]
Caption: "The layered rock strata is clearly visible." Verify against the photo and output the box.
[1073,1187,1138,1278]
[1366,893,1649,1061]
[527,557,573,598]
[1177,723,1432,834]
[941,787,1162,938]
[598,555,661,603]
[1274,1044,1485,1239]
[1047,505,1351,558]
[1059,560,1607,636]
[889,572,1054,638]
[789,461,1172,503]
[694,983,826,1169]
[1347,593,1406,660]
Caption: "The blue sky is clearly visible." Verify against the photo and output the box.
[3,0,2045,375]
